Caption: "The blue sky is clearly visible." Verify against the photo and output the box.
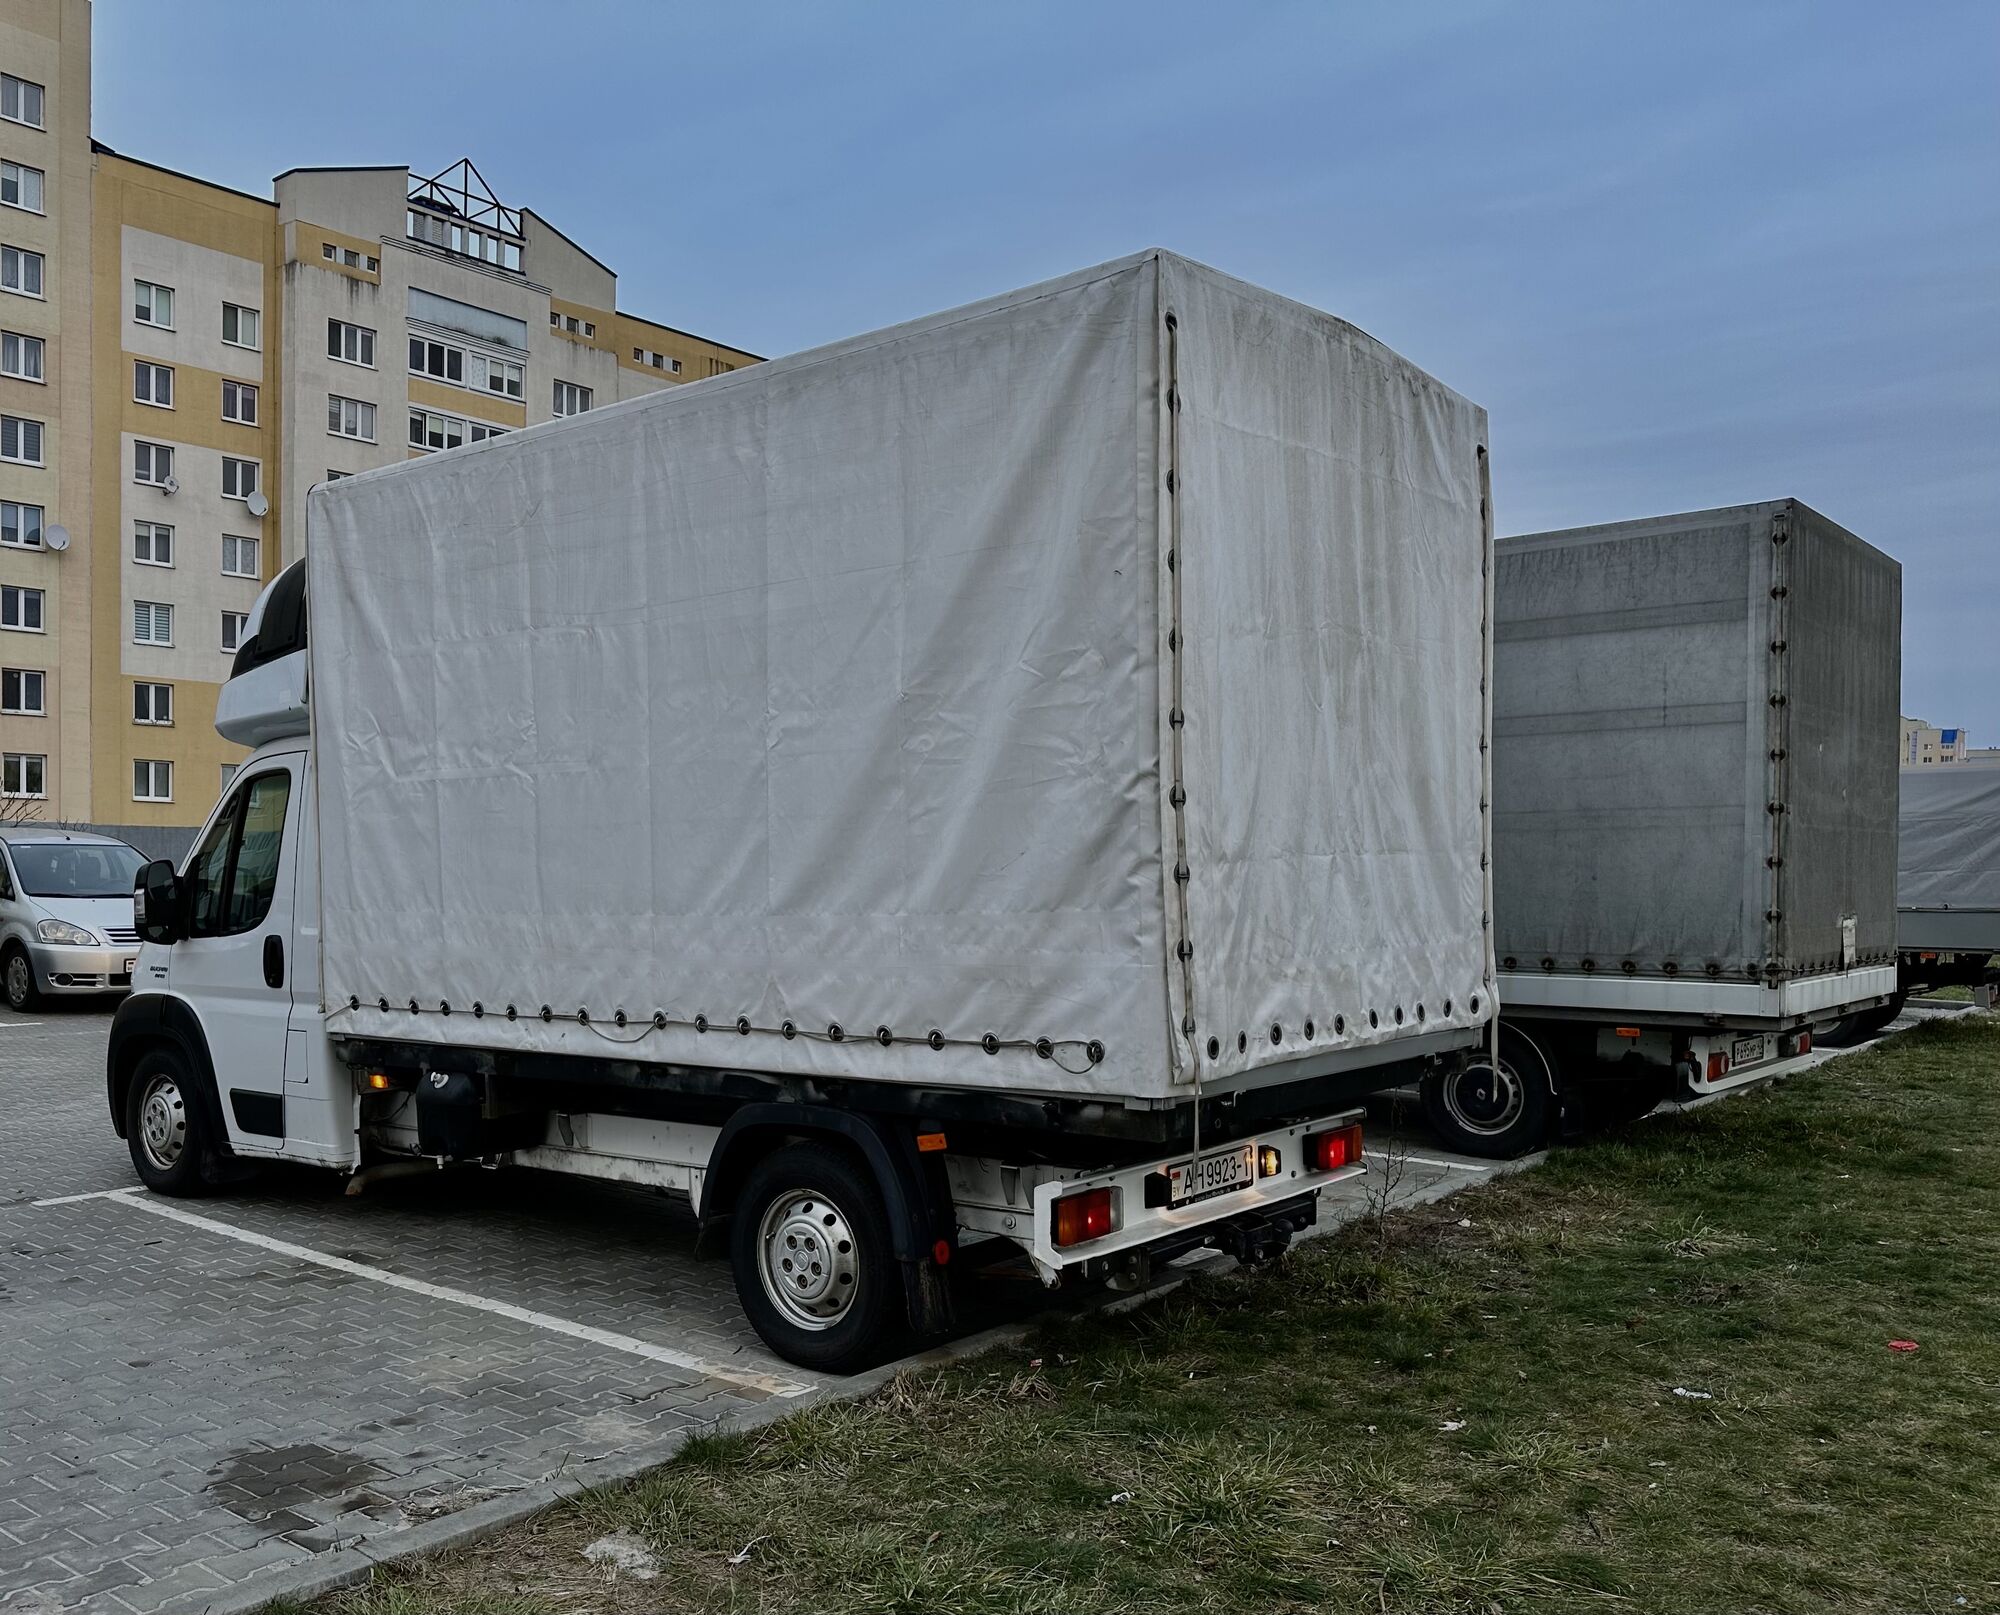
[98,2,1999,736]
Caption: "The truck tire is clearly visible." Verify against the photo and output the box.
[730,1140,901,1374]
[1421,1025,1555,1160]
[124,1049,220,1196]
[3,943,41,1012]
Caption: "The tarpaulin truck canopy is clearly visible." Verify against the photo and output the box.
[1492,500,1900,1010]
[1898,766,2000,953]
[307,249,1495,1106]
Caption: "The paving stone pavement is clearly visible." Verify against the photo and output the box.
[8,995,1918,1613]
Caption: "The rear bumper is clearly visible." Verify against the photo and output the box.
[948,1109,1366,1281]
[25,939,136,994]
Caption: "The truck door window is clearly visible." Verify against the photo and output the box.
[186,769,291,938]
[225,773,290,932]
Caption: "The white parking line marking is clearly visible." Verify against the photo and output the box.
[0,1020,43,1029]
[1375,1153,1495,1173]
[31,1187,144,1207]
[104,1189,814,1400]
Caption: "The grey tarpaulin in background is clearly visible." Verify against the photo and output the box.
[307,250,1493,1105]
[1899,767,2000,914]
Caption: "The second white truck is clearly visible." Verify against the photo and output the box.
[109,251,1498,1369]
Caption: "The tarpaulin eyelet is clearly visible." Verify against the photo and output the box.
[737,1016,752,1035]
[472,1001,484,1018]
[1236,1031,1247,1053]
[1086,1040,1104,1065]
[576,1008,589,1024]
[409,999,420,1015]
[1468,995,1480,1015]
[1270,1024,1282,1045]
[378,997,389,1012]
[652,1011,666,1028]
[1035,1038,1053,1060]
[694,1014,709,1033]
[506,1004,519,1021]
[1334,1015,1345,1034]
[613,1009,626,1027]
[1206,1036,1220,1058]
[1369,1010,1379,1029]
[781,1020,797,1039]
[1394,1007,1405,1025]
[1303,1019,1315,1039]
[981,1033,999,1055]
[928,1029,945,1051]
[876,1025,893,1047]
[439,1001,450,1016]
[828,1023,844,1042]
[539,1005,553,1022]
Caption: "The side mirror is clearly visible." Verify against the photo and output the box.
[134,859,184,946]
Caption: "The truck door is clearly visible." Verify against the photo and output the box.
[168,755,301,1149]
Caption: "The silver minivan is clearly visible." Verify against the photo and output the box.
[0,828,147,1011]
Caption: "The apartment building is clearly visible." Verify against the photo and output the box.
[1901,717,1969,767]
[0,1,758,843]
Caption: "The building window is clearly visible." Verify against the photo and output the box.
[133,280,174,329]
[482,356,523,399]
[328,394,376,442]
[0,74,45,130]
[406,208,522,272]
[132,599,173,645]
[220,762,237,792]
[1,584,43,632]
[0,413,42,464]
[1,751,44,798]
[222,379,258,424]
[469,421,508,443]
[0,161,44,214]
[133,359,174,408]
[0,500,40,548]
[326,468,349,481]
[133,520,173,568]
[1,330,43,382]
[634,348,682,374]
[409,336,464,384]
[328,318,375,367]
[222,534,259,578]
[705,357,737,377]
[222,457,258,500]
[222,302,260,350]
[553,381,591,417]
[134,681,173,725]
[1,667,44,715]
[133,759,172,802]
[0,245,42,298]
[133,440,173,485]
[221,610,248,652]
[408,407,464,453]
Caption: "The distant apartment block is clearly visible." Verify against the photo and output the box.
[0,0,759,836]
[1902,717,1970,767]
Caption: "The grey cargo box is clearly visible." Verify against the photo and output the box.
[1898,766,2000,953]
[1492,500,1899,1013]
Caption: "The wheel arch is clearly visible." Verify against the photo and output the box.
[699,1102,956,1336]
[107,992,225,1145]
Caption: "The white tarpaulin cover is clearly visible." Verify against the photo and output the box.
[309,250,1493,1104]
[1900,766,2000,913]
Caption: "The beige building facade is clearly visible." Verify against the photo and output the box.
[1901,717,1969,767]
[0,0,757,842]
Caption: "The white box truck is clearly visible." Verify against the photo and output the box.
[1423,501,1901,1159]
[109,251,1497,1369]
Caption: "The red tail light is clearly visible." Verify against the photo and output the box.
[1796,1030,1811,1055]
[1706,1051,1731,1081]
[1052,1186,1115,1248]
[1307,1123,1363,1173]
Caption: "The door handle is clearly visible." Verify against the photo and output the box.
[263,934,285,990]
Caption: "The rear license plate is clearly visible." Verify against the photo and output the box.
[1166,1143,1256,1206]
[1731,1034,1766,1068]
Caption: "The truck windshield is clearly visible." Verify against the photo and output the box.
[10,843,147,899]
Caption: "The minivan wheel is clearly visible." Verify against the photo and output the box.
[125,1050,219,1196]
[2,944,40,1012]
[1421,1025,1556,1160]
[730,1141,900,1374]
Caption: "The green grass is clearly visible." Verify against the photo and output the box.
[283,1018,2000,1615]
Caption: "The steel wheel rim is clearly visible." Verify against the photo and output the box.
[138,1074,189,1171]
[4,953,28,1006]
[755,1188,860,1332]
[1443,1056,1525,1137]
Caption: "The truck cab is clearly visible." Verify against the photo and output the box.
[112,561,354,1182]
